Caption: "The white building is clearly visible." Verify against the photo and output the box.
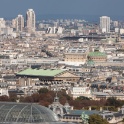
[120,28,124,34]
[16,15,24,32]
[115,28,119,33]
[0,83,9,96]
[26,9,36,33]
[0,18,6,34]
[57,27,64,34]
[47,27,58,34]
[68,87,91,99]
[1,27,13,35]
[12,19,16,28]
[0,18,5,28]
[100,16,110,33]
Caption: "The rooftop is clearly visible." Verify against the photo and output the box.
[68,110,99,116]
[88,51,106,57]
[17,68,65,77]
[0,102,59,123]
[67,48,88,54]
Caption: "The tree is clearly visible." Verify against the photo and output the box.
[38,88,49,94]
[106,97,122,107]
[0,95,9,101]
[89,114,109,124]
[31,93,40,102]
[22,96,34,103]
[9,93,18,102]
[76,96,90,100]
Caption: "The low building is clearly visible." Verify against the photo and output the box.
[92,92,124,100]
[68,86,91,99]
[62,110,99,123]
[0,82,8,96]
[88,51,107,62]
[100,109,124,124]
[64,48,88,65]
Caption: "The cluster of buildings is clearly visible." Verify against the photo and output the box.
[0,9,124,123]
[45,88,124,124]
[0,9,35,38]
[13,9,35,33]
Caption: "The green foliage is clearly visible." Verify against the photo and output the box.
[83,107,89,110]
[89,114,109,124]
[76,96,90,100]
[122,118,124,122]
[1,90,124,111]
[103,106,118,112]
[91,106,100,110]
[9,93,18,102]
[0,95,9,101]
[19,89,72,107]
[106,97,123,107]
[38,88,49,94]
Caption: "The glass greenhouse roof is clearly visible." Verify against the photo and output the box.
[0,102,59,124]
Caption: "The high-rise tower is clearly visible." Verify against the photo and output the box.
[100,16,110,33]
[26,9,35,33]
[16,15,24,32]
[0,18,5,28]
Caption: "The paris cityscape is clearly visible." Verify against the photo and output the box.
[0,0,124,124]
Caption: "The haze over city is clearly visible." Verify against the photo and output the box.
[1,0,124,20]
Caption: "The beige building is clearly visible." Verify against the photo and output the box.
[61,116,82,123]
[16,68,80,87]
[26,9,35,33]
[16,15,24,32]
[88,51,107,62]
[68,86,92,99]
[64,48,88,64]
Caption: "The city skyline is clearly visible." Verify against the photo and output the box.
[1,1,124,124]
[0,0,124,21]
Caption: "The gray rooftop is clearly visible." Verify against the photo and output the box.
[67,48,88,53]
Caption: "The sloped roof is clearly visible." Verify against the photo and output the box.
[68,110,99,115]
[88,52,106,57]
[17,68,65,77]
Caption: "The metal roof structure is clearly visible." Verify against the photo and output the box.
[67,48,88,54]
[88,52,106,57]
[68,110,99,116]
[0,102,59,124]
[17,68,65,77]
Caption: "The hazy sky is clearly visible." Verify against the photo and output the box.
[1,0,124,19]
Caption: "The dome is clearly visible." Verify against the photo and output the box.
[0,102,59,124]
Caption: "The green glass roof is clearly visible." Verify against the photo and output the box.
[17,68,65,77]
[88,52,106,57]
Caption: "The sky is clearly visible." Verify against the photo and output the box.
[1,0,124,20]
